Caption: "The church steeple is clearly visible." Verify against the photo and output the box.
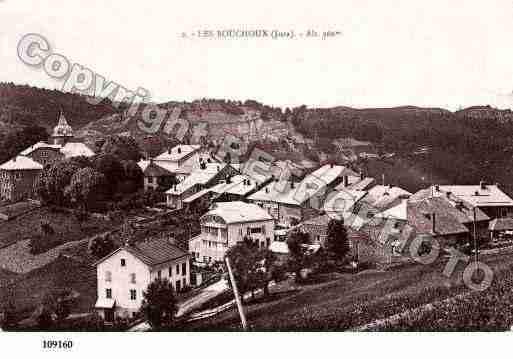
[51,109,74,145]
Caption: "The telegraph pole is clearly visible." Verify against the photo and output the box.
[225,256,248,331]
[473,207,478,263]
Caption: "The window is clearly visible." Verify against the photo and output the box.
[169,267,173,277]
[41,150,48,157]
[182,278,186,289]
[120,258,126,267]
[250,227,262,234]
[182,263,187,276]
[157,270,162,279]
[130,273,136,284]
[105,271,112,282]
[176,264,180,275]
[175,280,181,292]
[106,288,112,299]
[130,289,137,300]
[147,176,154,184]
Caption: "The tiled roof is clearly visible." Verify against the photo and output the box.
[360,185,412,211]
[407,197,469,236]
[95,237,188,268]
[125,237,189,267]
[0,156,44,171]
[249,164,356,206]
[209,175,257,196]
[60,142,95,158]
[433,185,513,208]
[154,145,201,162]
[410,187,489,223]
[345,177,376,191]
[20,141,62,156]
[166,163,227,195]
[202,201,274,224]
[247,180,301,205]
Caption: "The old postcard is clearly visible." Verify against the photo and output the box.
[1,0,512,356]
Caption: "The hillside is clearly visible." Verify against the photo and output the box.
[0,83,120,136]
[4,82,513,195]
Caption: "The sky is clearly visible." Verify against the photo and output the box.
[2,0,513,110]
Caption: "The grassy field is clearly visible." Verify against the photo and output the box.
[0,255,97,321]
[0,207,118,249]
[186,251,513,331]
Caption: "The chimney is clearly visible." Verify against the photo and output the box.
[168,147,172,154]
[149,157,154,164]
[435,185,440,192]
[291,182,295,189]
[480,181,486,190]
[330,163,334,168]
[265,187,269,193]
[431,212,436,234]
[360,172,364,181]
[389,184,393,189]
[474,191,479,196]
[446,191,452,198]
[343,175,349,187]
[177,147,182,154]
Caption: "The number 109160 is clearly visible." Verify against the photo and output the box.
[42,340,73,350]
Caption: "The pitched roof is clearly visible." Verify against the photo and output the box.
[166,163,227,195]
[360,185,412,211]
[154,145,201,162]
[209,175,258,196]
[410,187,490,223]
[434,185,513,208]
[248,164,356,206]
[52,111,73,137]
[0,156,44,171]
[202,201,274,224]
[345,177,376,191]
[95,237,189,268]
[489,217,513,231]
[60,142,95,158]
[407,197,469,236]
[377,199,408,220]
[247,180,301,205]
[20,141,61,156]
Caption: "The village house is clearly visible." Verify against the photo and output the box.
[406,196,489,248]
[410,186,490,239]
[489,218,513,241]
[247,164,355,226]
[189,201,275,263]
[166,163,238,209]
[94,237,191,321]
[292,213,403,266]
[0,156,43,202]
[20,111,95,166]
[138,145,207,191]
[423,183,513,219]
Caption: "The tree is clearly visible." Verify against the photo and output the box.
[89,233,116,259]
[325,218,350,263]
[286,229,311,282]
[0,286,18,331]
[99,135,142,162]
[36,159,82,205]
[118,160,144,193]
[140,278,177,330]
[92,153,124,195]
[0,125,48,163]
[225,240,259,302]
[64,167,108,210]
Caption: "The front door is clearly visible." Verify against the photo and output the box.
[104,309,114,322]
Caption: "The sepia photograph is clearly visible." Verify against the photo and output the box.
[1,0,513,355]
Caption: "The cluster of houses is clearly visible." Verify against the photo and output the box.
[0,112,95,202]
[5,112,513,322]
[93,141,513,320]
